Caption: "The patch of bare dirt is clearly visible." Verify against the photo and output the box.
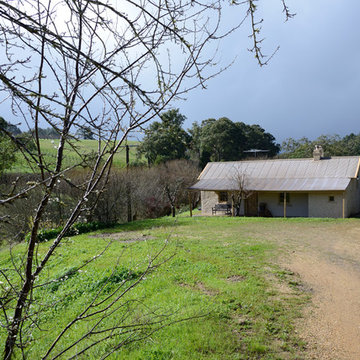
[179,282,219,296]
[226,275,246,282]
[264,269,302,299]
[196,282,219,296]
[89,232,154,243]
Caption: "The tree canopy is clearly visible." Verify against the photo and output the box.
[35,127,60,139]
[76,126,95,140]
[190,118,280,167]
[139,112,280,167]
[198,117,246,164]
[137,109,190,165]
[280,134,360,158]
[240,123,280,157]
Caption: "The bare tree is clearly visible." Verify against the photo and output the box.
[158,160,200,217]
[228,169,253,216]
[0,0,291,358]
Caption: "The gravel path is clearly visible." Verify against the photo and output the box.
[290,252,360,359]
[275,221,360,359]
[238,220,360,359]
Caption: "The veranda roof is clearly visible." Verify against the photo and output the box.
[190,157,360,192]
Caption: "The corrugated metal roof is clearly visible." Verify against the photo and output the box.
[189,177,351,191]
[189,157,360,191]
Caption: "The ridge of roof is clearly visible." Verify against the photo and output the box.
[205,155,360,165]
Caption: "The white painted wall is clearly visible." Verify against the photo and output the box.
[200,191,245,216]
[345,178,360,216]
[258,192,309,217]
[201,184,360,218]
[238,200,245,216]
[201,191,218,215]
[258,192,283,217]
[308,192,343,218]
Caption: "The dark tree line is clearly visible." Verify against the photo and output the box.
[192,117,280,167]
[1,122,61,139]
[137,109,280,167]
[281,134,360,158]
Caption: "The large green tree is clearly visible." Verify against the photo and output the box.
[76,126,95,140]
[240,123,280,157]
[199,117,245,165]
[190,118,280,167]
[138,109,191,165]
[280,137,313,158]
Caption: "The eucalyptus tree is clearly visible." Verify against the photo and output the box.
[137,109,190,165]
[199,117,246,165]
[0,0,292,358]
[192,118,279,167]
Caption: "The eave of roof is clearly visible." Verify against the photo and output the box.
[189,177,352,192]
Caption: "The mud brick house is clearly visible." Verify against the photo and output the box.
[190,146,360,218]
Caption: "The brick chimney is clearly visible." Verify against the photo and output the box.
[313,145,324,161]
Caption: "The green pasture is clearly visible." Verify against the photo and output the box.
[10,139,141,173]
[0,216,314,359]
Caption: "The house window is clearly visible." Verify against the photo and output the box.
[218,191,228,203]
[279,192,290,204]
[329,195,335,202]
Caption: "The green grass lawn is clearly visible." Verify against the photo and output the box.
[9,139,141,173]
[0,216,310,359]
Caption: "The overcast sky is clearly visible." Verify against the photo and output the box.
[175,0,360,143]
[1,0,359,144]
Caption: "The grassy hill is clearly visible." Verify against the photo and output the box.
[9,139,141,173]
[0,215,311,359]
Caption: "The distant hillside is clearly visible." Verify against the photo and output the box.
[9,139,142,173]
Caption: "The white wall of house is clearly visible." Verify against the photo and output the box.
[201,191,218,215]
[308,192,343,218]
[258,193,282,217]
[258,192,308,217]
[345,178,360,216]
[201,185,360,218]
[201,191,245,215]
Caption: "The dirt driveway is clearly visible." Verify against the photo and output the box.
[263,220,360,359]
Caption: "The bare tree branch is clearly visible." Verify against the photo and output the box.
[0,1,292,358]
